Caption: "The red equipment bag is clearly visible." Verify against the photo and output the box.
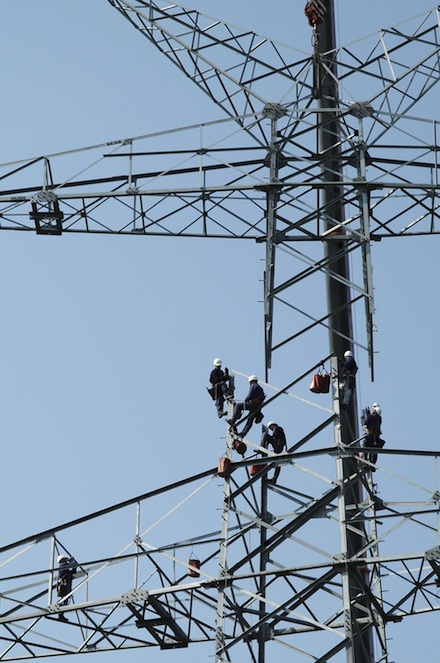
[309,365,330,394]
[217,457,232,477]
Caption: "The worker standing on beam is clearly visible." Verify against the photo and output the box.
[261,422,287,484]
[361,403,386,468]
[207,358,234,418]
[339,350,358,410]
[56,554,77,621]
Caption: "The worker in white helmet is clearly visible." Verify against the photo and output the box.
[226,375,265,437]
[56,553,78,620]
[361,403,385,468]
[261,422,287,484]
[340,350,358,409]
[207,358,234,418]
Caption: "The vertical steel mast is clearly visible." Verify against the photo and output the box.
[315,2,373,660]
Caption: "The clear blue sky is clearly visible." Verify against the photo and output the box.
[0,2,438,662]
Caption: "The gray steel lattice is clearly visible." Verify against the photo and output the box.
[1,3,440,663]
[0,430,439,661]
[0,4,438,375]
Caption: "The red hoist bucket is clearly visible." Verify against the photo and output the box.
[250,464,264,477]
[233,439,247,456]
[188,558,201,577]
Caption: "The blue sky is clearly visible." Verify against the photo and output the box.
[0,1,439,662]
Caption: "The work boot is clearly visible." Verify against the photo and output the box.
[218,411,226,418]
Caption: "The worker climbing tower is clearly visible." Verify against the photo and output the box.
[0,2,439,663]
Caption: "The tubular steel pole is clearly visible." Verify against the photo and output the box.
[316,2,374,661]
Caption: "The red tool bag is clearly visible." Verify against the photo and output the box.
[217,457,232,478]
[309,365,330,393]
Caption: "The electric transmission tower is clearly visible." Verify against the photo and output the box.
[0,2,440,663]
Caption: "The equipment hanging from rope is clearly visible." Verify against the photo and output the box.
[304,0,327,98]
[304,0,327,27]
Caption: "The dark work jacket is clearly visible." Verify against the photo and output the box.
[364,412,382,434]
[58,558,77,586]
[341,356,358,375]
[270,426,286,454]
[245,383,265,404]
[210,367,227,385]
[57,558,77,598]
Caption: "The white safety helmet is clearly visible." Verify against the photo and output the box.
[372,403,381,415]
[57,555,68,563]
[344,350,353,358]
[213,358,222,367]
[248,375,258,382]
[267,422,277,428]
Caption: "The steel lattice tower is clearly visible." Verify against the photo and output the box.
[0,2,440,663]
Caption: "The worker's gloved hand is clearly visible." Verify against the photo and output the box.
[224,367,229,375]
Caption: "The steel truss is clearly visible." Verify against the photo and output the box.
[0,4,438,373]
[0,369,439,662]
[2,3,440,663]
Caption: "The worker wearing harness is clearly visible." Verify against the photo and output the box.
[227,375,265,438]
[340,350,358,409]
[56,554,78,621]
[261,422,287,484]
[362,403,386,468]
[208,358,234,418]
